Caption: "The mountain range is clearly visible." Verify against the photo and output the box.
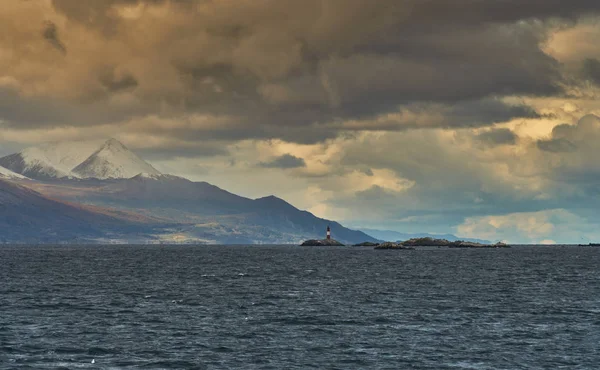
[0,139,160,180]
[0,138,376,244]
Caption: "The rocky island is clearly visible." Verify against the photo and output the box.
[401,237,510,248]
[351,237,511,249]
[448,241,510,248]
[374,242,415,250]
[301,225,346,246]
[353,242,380,247]
[300,239,345,246]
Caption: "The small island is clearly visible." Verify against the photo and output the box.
[374,242,415,250]
[400,237,510,248]
[301,225,346,246]
[448,241,510,248]
[353,242,380,247]
[351,237,512,249]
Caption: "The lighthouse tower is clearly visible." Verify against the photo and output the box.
[326,225,331,240]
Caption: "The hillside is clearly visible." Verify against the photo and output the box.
[25,175,377,244]
[0,179,168,243]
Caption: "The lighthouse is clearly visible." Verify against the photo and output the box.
[326,225,331,240]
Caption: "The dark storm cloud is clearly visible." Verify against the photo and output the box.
[581,58,600,85]
[536,116,600,153]
[2,0,600,144]
[476,128,518,146]
[42,21,66,54]
[50,0,183,35]
[137,144,228,160]
[51,0,600,32]
[340,98,540,132]
[259,154,306,169]
[535,115,600,188]
[98,68,138,92]
[120,119,342,146]
[537,138,577,152]
[0,87,151,129]
[0,87,75,126]
[434,99,541,130]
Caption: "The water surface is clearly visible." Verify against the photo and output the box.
[1,245,599,369]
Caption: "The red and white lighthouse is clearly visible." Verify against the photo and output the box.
[326,225,331,240]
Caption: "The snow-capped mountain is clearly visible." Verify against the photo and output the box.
[0,140,101,179]
[0,138,160,180]
[0,165,28,180]
[72,139,161,179]
[0,148,71,179]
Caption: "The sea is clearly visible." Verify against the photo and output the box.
[1,245,599,369]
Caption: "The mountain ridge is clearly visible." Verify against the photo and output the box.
[0,138,376,244]
[23,174,377,244]
[0,138,160,180]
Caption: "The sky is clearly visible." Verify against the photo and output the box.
[3,1,600,243]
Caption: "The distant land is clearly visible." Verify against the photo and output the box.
[0,179,169,243]
[0,138,377,245]
[359,228,492,245]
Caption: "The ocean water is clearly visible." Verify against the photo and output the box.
[1,245,599,369]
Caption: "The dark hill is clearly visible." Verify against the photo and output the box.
[0,179,165,243]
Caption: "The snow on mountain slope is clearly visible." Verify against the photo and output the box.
[72,138,161,179]
[0,140,102,179]
[30,140,102,172]
[0,149,72,179]
[0,138,159,180]
[0,165,28,180]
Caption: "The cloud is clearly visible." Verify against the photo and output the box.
[537,137,577,152]
[340,99,541,132]
[476,128,518,146]
[0,0,597,143]
[42,21,67,54]
[581,58,600,84]
[458,209,596,244]
[98,67,138,92]
[259,154,306,169]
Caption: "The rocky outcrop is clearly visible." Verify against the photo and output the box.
[398,237,510,248]
[448,241,511,248]
[300,239,345,246]
[353,242,380,247]
[400,237,453,246]
[374,242,415,250]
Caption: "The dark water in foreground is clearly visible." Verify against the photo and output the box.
[1,245,600,369]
